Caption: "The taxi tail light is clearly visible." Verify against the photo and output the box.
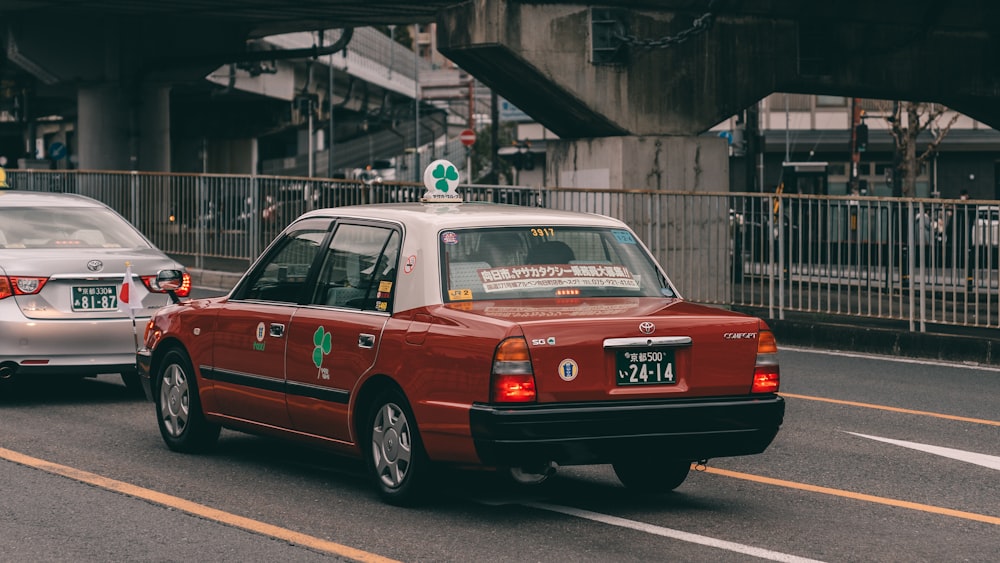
[751,326,780,394]
[491,337,536,403]
[0,276,49,298]
[141,272,192,297]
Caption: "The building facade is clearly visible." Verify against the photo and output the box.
[722,94,1000,200]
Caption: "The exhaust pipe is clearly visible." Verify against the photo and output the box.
[0,362,18,381]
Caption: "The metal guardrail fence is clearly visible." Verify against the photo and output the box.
[8,169,999,331]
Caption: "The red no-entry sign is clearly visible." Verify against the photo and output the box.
[459,129,476,147]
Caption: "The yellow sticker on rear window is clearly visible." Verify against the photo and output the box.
[448,289,473,301]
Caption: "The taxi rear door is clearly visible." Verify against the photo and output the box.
[285,222,401,443]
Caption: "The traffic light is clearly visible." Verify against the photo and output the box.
[855,123,868,152]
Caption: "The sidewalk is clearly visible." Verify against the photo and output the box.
[187,268,1000,368]
[736,307,1000,367]
[188,268,244,293]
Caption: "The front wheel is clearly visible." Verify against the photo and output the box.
[613,458,691,493]
[155,348,220,453]
[365,389,429,505]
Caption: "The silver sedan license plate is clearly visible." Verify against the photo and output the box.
[616,349,676,385]
[72,285,118,311]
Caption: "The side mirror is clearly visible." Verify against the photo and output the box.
[156,269,184,303]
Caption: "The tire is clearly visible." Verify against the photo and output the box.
[613,459,691,493]
[154,348,220,453]
[365,389,429,505]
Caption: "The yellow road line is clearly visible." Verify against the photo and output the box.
[0,447,400,563]
[701,465,1000,526]
[780,393,1000,426]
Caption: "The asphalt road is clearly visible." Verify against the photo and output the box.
[1,329,997,561]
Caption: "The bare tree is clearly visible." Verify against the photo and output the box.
[878,101,959,196]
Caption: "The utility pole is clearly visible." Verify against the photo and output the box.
[414,41,420,182]
[744,104,760,192]
[491,89,499,184]
[328,33,335,178]
[849,98,862,193]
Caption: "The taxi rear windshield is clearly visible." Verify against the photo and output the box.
[440,226,675,302]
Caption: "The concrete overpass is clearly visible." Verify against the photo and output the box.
[1,1,997,190]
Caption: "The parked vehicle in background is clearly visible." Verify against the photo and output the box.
[972,204,999,266]
[972,205,999,247]
[0,190,190,393]
[261,184,317,228]
[138,161,784,505]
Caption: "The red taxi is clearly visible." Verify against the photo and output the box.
[138,160,783,505]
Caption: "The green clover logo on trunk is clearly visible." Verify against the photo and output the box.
[313,326,332,367]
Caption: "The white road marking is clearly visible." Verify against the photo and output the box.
[846,432,1000,471]
[523,502,826,563]
[780,346,1000,373]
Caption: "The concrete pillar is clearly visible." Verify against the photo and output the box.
[138,84,171,172]
[546,135,731,302]
[78,82,170,171]
[548,136,727,191]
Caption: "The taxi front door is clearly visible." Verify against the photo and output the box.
[210,303,293,427]
[205,218,332,429]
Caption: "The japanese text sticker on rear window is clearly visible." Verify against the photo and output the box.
[441,231,459,245]
[612,229,636,244]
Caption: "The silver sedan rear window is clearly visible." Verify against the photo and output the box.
[0,206,152,249]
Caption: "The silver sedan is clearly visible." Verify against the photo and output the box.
[0,190,189,393]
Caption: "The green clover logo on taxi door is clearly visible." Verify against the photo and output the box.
[313,326,332,368]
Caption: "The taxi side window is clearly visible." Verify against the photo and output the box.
[236,220,330,303]
[311,224,400,312]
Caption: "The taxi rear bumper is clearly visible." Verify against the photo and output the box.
[469,394,785,466]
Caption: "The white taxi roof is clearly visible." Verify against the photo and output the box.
[299,202,623,231]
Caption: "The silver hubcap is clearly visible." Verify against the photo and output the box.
[371,402,412,488]
[159,363,190,438]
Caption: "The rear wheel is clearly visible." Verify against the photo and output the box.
[155,348,220,453]
[613,459,691,493]
[365,389,429,505]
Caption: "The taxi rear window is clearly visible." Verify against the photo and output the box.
[439,227,674,302]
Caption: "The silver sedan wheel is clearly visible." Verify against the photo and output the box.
[371,402,413,489]
[159,363,190,438]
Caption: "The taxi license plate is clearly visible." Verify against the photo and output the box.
[616,349,676,385]
[72,285,118,311]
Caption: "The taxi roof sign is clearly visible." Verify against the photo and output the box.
[421,159,463,202]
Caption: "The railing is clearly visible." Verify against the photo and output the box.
[8,169,999,330]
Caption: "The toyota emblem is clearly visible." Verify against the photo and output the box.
[87,260,104,272]
[639,321,655,335]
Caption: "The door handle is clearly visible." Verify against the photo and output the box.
[269,323,285,337]
[358,333,375,349]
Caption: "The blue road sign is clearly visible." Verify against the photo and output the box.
[49,142,67,161]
